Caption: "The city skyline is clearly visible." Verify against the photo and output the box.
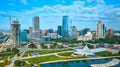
[0,0,120,31]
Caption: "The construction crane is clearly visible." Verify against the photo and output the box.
[1,14,23,48]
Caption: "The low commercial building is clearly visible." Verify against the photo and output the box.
[77,32,93,41]
[41,36,53,43]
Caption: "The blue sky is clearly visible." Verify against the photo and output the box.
[0,0,120,31]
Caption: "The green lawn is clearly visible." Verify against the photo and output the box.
[23,51,30,57]
[0,63,3,67]
[0,48,19,60]
[14,60,30,67]
[0,52,16,60]
[58,52,73,56]
[23,49,73,57]
[24,55,86,64]
[95,51,120,57]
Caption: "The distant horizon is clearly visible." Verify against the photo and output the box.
[0,0,120,31]
[0,29,120,33]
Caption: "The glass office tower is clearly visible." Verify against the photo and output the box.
[62,16,72,40]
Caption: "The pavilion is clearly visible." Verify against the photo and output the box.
[74,45,106,56]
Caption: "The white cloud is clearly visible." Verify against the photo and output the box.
[20,0,27,5]
[19,0,120,24]
[0,11,7,15]
[4,0,120,30]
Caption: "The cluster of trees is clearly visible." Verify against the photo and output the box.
[3,57,9,67]
[52,39,81,44]
[2,48,19,67]
[0,48,19,57]
[41,43,64,49]
[14,60,30,67]
[0,41,2,44]
[28,42,37,48]
[41,43,47,49]
[53,36,120,44]
[87,36,120,44]
[6,48,19,53]
[82,44,93,49]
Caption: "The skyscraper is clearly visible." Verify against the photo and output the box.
[81,28,90,35]
[96,21,106,39]
[20,31,28,42]
[107,28,114,38]
[72,26,77,40]
[11,20,20,48]
[57,25,62,36]
[33,16,40,40]
[62,16,72,40]
[48,28,53,33]
[29,26,33,40]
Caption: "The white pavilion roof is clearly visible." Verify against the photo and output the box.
[74,45,106,56]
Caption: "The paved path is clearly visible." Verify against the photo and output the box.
[91,58,120,67]
[0,60,3,63]
[21,51,73,59]
[0,50,73,67]
[7,45,30,67]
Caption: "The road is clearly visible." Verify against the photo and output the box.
[7,43,31,67]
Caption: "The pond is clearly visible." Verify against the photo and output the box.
[41,58,120,67]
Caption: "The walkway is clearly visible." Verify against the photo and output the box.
[21,51,73,59]
[91,58,120,67]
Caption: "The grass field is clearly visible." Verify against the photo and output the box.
[95,51,120,57]
[23,49,73,57]
[24,55,86,64]
[0,52,16,60]
[0,63,3,67]
[58,52,73,56]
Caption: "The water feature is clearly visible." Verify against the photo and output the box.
[41,58,120,67]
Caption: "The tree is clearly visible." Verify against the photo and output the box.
[28,42,37,48]
[41,43,47,49]
[3,57,9,66]
[12,48,19,53]
[14,60,26,66]
[6,48,12,52]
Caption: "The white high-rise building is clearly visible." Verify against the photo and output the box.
[72,26,77,40]
[96,21,106,39]
[33,16,40,40]
[29,26,33,40]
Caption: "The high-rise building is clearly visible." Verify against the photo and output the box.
[29,26,33,40]
[62,16,72,40]
[11,20,20,48]
[44,30,49,36]
[33,16,40,40]
[20,31,28,42]
[107,28,114,38]
[72,26,77,40]
[81,28,90,35]
[57,25,62,36]
[96,21,106,39]
[48,28,53,33]
[23,29,29,34]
